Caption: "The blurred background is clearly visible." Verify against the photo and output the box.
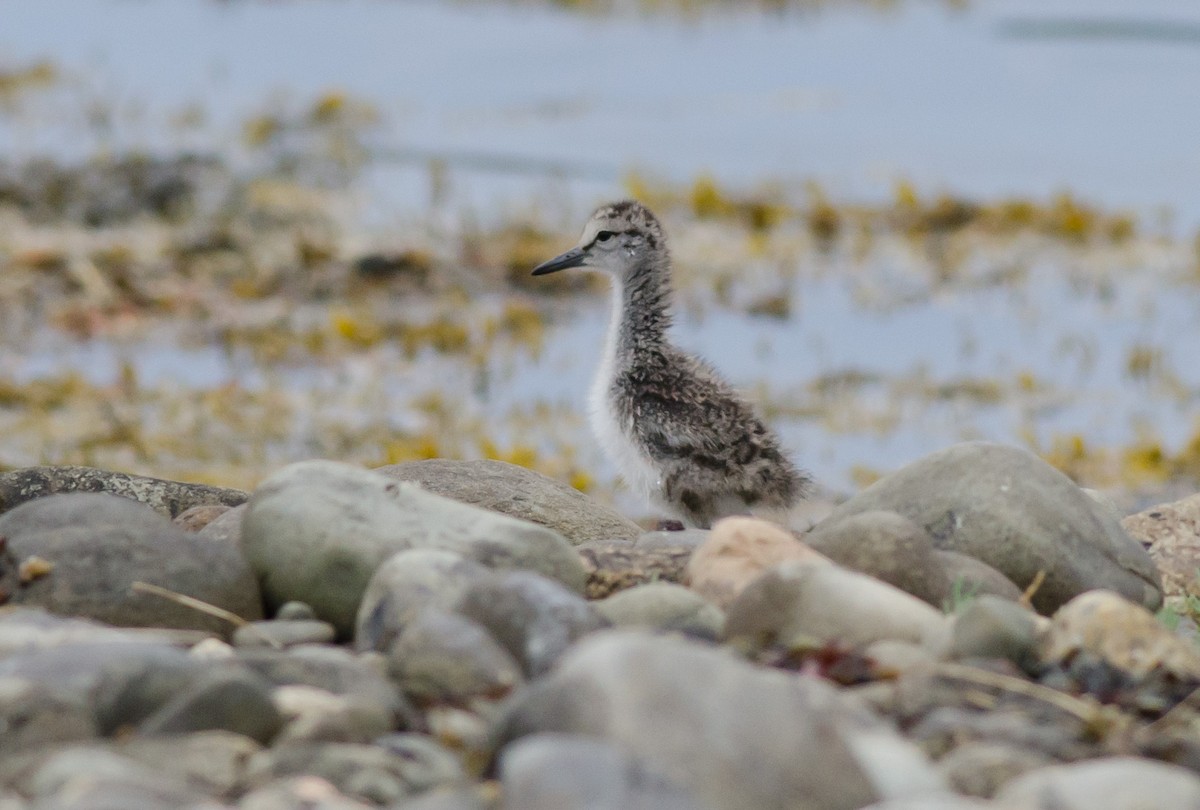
[1,0,1199,519]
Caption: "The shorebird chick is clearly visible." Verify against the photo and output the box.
[532,200,809,528]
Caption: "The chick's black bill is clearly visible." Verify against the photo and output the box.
[531,246,587,276]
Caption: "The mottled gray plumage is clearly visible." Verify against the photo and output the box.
[532,200,810,528]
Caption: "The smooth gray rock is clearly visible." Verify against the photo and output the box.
[136,668,283,743]
[377,458,642,545]
[355,550,487,653]
[908,706,1092,762]
[936,741,1053,798]
[864,640,938,675]
[242,461,587,636]
[994,757,1200,809]
[0,609,183,661]
[858,799,995,810]
[20,746,210,808]
[245,742,454,805]
[594,582,724,638]
[233,620,337,649]
[934,551,1023,603]
[804,511,952,607]
[0,641,203,742]
[90,646,209,735]
[813,442,1161,613]
[0,492,262,634]
[238,776,372,810]
[0,464,247,520]
[114,731,261,797]
[20,748,190,800]
[496,631,945,810]
[453,571,607,678]
[197,502,246,546]
[724,561,951,652]
[0,676,96,756]
[948,596,1039,666]
[388,609,523,704]
[373,734,468,794]
[396,789,488,810]
[275,601,317,621]
[235,645,408,728]
[499,733,701,810]
[272,684,395,745]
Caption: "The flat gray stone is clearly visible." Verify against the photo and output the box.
[0,609,195,660]
[934,551,1023,603]
[994,757,1200,809]
[0,464,247,520]
[496,631,945,810]
[813,442,1161,613]
[354,549,487,653]
[948,596,1039,665]
[0,492,262,634]
[242,461,587,636]
[136,668,283,743]
[804,511,952,607]
[499,733,702,810]
[0,676,96,757]
[197,502,246,547]
[21,747,207,809]
[272,684,394,745]
[388,609,523,704]
[238,776,373,810]
[114,731,261,797]
[233,619,337,649]
[936,741,1052,798]
[377,458,642,545]
[245,741,462,806]
[594,582,724,638]
[724,561,950,652]
[453,571,607,678]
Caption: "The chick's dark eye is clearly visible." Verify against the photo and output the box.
[595,230,614,243]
